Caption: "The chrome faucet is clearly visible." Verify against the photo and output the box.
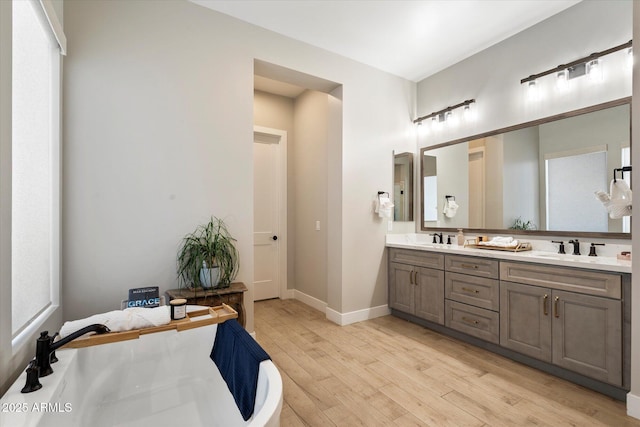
[35,324,110,378]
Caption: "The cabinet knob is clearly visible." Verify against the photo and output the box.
[272,235,278,241]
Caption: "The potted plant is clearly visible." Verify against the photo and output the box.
[177,216,239,289]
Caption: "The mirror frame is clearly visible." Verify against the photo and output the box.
[420,97,632,239]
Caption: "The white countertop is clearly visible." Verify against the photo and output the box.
[386,234,631,274]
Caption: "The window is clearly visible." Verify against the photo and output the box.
[11,0,63,342]
[545,147,608,232]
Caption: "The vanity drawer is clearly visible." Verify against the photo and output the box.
[500,261,621,299]
[445,300,499,344]
[445,272,499,311]
[445,255,499,279]
[389,248,444,270]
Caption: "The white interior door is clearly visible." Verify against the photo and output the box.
[253,128,286,301]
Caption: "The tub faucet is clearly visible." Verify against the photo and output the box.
[568,239,580,256]
[35,324,110,378]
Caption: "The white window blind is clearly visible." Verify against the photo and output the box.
[545,149,608,232]
[11,0,60,337]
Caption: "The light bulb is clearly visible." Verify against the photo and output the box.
[588,58,602,82]
[417,120,429,135]
[431,115,441,131]
[556,69,568,91]
[527,79,539,101]
[463,104,471,120]
[446,110,458,127]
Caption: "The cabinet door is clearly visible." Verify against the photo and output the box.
[552,290,622,386]
[414,266,445,324]
[389,262,415,314]
[500,281,552,362]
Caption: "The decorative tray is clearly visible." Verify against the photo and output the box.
[61,304,238,349]
[463,240,532,253]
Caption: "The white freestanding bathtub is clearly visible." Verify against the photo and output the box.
[0,322,282,427]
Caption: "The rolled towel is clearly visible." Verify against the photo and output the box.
[478,236,519,248]
[59,306,171,338]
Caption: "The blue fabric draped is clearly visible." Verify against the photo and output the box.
[210,319,271,421]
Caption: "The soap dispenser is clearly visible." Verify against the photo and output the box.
[457,229,464,246]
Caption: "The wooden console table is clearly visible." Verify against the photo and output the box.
[166,282,248,327]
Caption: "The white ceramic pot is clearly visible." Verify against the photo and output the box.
[199,266,220,288]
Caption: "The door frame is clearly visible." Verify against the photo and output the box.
[253,126,289,299]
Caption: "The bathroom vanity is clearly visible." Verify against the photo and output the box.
[387,236,631,399]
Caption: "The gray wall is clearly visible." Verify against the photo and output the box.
[294,91,329,302]
[62,0,415,332]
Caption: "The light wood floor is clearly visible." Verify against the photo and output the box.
[254,298,640,427]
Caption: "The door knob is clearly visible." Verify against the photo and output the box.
[272,236,278,241]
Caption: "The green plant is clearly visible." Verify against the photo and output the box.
[509,217,537,231]
[177,217,239,289]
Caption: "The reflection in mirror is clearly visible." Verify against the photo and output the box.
[393,152,414,221]
[421,99,630,238]
[423,155,437,221]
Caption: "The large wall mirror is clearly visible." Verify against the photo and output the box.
[420,97,631,239]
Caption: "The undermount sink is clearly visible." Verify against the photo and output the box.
[415,242,446,248]
[529,252,599,263]
[533,253,563,259]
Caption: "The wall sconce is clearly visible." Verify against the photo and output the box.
[414,99,476,129]
[521,39,632,92]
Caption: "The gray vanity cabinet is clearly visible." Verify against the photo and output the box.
[388,248,445,324]
[389,249,629,397]
[444,256,500,344]
[500,262,623,386]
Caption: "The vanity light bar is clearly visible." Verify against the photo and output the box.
[414,99,475,124]
[521,39,632,85]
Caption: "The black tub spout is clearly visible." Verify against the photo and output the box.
[36,324,110,378]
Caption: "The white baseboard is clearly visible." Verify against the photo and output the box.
[628,392,640,420]
[281,288,295,299]
[291,290,390,326]
[292,289,327,312]
[326,304,391,326]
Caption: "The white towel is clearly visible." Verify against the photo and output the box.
[59,306,171,338]
[478,236,519,248]
[375,196,394,218]
[595,179,632,219]
[443,200,459,218]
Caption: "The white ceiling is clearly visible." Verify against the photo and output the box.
[192,0,581,83]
